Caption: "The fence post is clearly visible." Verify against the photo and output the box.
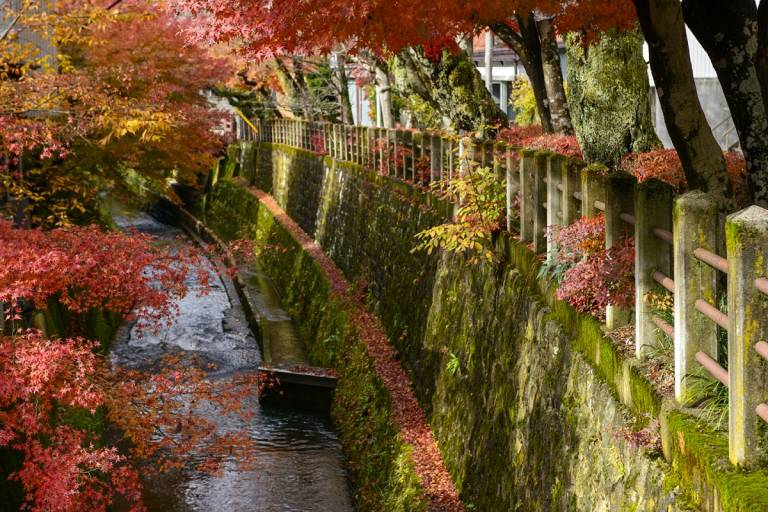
[605,174,635,329]
[546,154,564,262]
[726,205,768,467]
[634,181,673,358]
[672,191,719,403]
[383,129,391,175]
[506,147,519,233]
[532,152,548,253]
[358,126,364,164]
[561,159,581,225]
[519,150,536,243]
[429,134,439,184]
[580,165,606,219]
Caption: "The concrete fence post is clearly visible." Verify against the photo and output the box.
[404,131,415,181]
[546,154,564,263]
[367,127,374,168]
[635,181,673,358]
[532,152,548,253]
[605,174,635,329]
[383,129,391,175]
[561,159,581,226]
[412,131,421,182]
[342,125,349,161]
[519,150,537,243]
[580,165,606,219]
[429,134,440,183]
[359,126,364,164]
[358,126,365,164]
[673,191,719,403]
[392,129,402,178]
[505,148,520,233]
[726,205,768,467]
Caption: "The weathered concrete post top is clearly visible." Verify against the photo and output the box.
[726,205,768,467]
[673,191,719,403]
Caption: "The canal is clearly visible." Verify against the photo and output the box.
[110,207,354,512]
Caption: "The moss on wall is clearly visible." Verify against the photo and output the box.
[246,143,449,407]
[209,142,768,511]
[204,180,429,512]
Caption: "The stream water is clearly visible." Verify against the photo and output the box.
[110,208,354,512]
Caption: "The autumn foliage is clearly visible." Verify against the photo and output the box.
[0,220,201,331]
[547,215,635,319]
[497,126,583,159]
[0,222,257,511]
[621,148,747,194]
[1,1,232,226]
[170,0,636,59]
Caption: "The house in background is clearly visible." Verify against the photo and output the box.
[471,31,567,121]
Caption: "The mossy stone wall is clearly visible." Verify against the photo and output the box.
[211,142,768,511]
[244,143,448,401]
[204,180,428,512]
[214,143,684,510]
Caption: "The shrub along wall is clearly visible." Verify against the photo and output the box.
[209,142,768,511]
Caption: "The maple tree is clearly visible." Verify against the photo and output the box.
[0,221,257,512]
[1,0,232,226]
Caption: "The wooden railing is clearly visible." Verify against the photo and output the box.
[233,115,768,468]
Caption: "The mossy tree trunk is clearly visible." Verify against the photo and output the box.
[374,58,394,128]
[394,47,507,134]
[683,0,768,207]
[492,13,573,135]
[566,29,661,167]
[332,53,354,125]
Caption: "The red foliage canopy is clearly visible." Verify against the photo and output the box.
[0,220,202,331]
[170,0,637,59]
[621,148,747,194]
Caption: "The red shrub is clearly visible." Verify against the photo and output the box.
[496,125,543,147]
[528,134,583,159]
[622,149,747,192]
[551,215,635,320]
[496,126,582,159]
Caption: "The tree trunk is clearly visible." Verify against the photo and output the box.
[683,0,768,206]
[332,53,354,124]
[394,48,506,134]
[566,29,660,166]
[757,0,768,110]
[633,0,731,207]
[374,58,394,128]
[273,57,307,118]
[537,18,573,135]
[493,16,554,133]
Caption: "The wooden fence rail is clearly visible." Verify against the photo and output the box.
[233,115,768,467]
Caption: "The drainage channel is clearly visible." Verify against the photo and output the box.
[110,205,354,512]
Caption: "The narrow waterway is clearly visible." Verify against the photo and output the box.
[110,208,354,512]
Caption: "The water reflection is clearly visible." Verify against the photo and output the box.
[110,209,354,512]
